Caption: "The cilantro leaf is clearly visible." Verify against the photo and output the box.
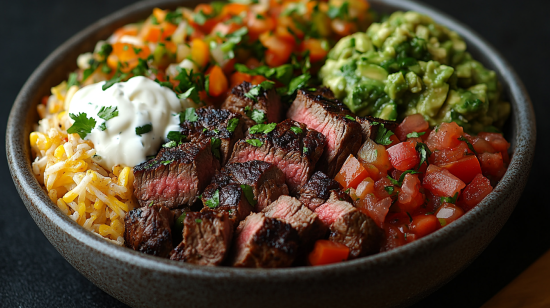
[174,212,187,235]
[135,124,152,136]
[406,212,413,223]
[154,78,173,90]
[240,184,257,206]
[160,160,173,165]
[244,81,275,102]
[384,186,395,195]
[407,132,426,138]
[98,123,107,131]
[386,170,422,186]
[167,131,186,144]
[328,2,349,19]
[457,136,478,155]
[82,59,99,82]
[290,126,303,134]
[165,9,183,25]
[249,123,276,134]
[441,192,459,204]
[227,118,239,133]
[205,189,220,208]
[102,73,128,91]
[344,115,356,121]
[375,124,395,146]
[246,139,263,147]
[97,43,113,58]
[303,147,308,154]
[415,142,432,169]
[234,63,293,85]
[67,72,79,89]
[180,108,198,123]
[162,141,177,148]
[195,218,202,224]
[67,113,96,139]
[97,106,118,121]
[211,138,221,160]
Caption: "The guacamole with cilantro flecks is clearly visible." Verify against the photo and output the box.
[320,11,510,133]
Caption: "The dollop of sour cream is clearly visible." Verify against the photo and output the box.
[68,76,193,169]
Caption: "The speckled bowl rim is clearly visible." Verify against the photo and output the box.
[6,0,536,282]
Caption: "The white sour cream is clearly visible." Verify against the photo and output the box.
[68,76,194,169]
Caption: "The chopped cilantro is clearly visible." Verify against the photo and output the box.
[205,189,220,208]
[164,10,183,25]
[415,142,432,169]
[167,131,186,144]
[384,186,395,195]
[303,147,308,154]
[440,192,459,204]
[244,81,275,102]
[204,75,210,95]
[160,160,173,165]
[344,188,351,194]
[149,201,154,207]
[195,218,202,224]
[240,184,257,206]
[97,43,113,58]
[123,45,129,51]
[245,108,267,124]
[211,138,221,160]
[173,68,204,104]
[162,141,177,148]
[154,78,173,90]
[67,72,79,89]
[180,108,198,123]
[328,2,350,20]
[249,123,276,134]
[344,115,356,121]
[220,27,248,59]
[202,127,208,133]
[174,212,187,233]
[97,106,118,122]
[439,218,447,226]
[82,59,99,82]
[407,132,426,138]
[226,118,239,133]
[387,170,423,186]
[234,63,293,85]
[374,124,395,146]
[131,58,149,76]
[246,139,263,147]
[290,126,303,134]
[102,73,128,91]
[98,123,107,131]
[406,211,413,223]
[135,124,152,136]
[67,113,96,139]
[457,136,478,155]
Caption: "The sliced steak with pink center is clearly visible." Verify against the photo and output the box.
[262,195,327,245]
[297,171,342,211]
[221,81,283,129]
[124,204,174,258]
[179,107,246,165]
[229,119,326,195]
[134,139,220,209]
[356,116,399,145]
[229,213,299,268]
[315,192,382,258]
[170,210,233,266]
[287,88,362,177]
[202,183,254,227]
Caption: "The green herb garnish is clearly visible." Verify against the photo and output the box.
[135,124,152,136]
[457,136,478,155]
[67,113,96,139]
[246,139,263,147]
[205,189,220,208]
[375,124,395,146]
[440,192,459,204]
[211,138,221,160]
[249,123,276,134]
[344,115,356,121]
[167,131,186,144]
[415,142,432,169]
[244,81,275,102]
[180,107,198,123]
[240,184,257,206]
[407,132,426,138]
[290,126,303,134]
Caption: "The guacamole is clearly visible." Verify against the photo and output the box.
[319,11,510,133]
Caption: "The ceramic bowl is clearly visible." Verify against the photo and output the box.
[6,0,536,307]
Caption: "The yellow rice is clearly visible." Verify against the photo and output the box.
[30,81,137,245]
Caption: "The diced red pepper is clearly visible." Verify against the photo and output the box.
[308,240,350,266]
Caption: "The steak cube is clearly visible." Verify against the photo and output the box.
[229,119,326,195]
[297,171,341,211]
[221,81,283,129]
[202,183,254,227]
[170,210,233,266]
[356,116,399,145]
[287,88,363,177]
[124,204,174,257]
[134,139,220,209]
[229,213,299,268]
[262,195,327,245]
[315,192,382,258]
[179,107,246,165]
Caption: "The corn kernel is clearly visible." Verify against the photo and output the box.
[54,145,65,159]
[30,132,39,146]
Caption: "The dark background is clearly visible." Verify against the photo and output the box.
[1,0,547,307]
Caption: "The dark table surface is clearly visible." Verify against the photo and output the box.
[1,0,548,307]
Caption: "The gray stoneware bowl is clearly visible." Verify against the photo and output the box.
[6,0,536,307]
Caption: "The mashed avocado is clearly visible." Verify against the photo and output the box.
[319,11,510,133]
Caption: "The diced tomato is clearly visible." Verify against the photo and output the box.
[356,195,391,228]
[435,202,464,226]
[397,173,424,212]
[395,114,429,142]
[220,3,248,17]
[262,34,294,67]
[382,225,407,251]
[357,139,392,175]
[430,142,471,166]
[140,21,177,43]
[409,214,438,238]
[207,65,228,97]
[478,132,510,152]
[374,177,394,199]
[465,134,496,154]
[107,42,151,73]
[355,177,375,200]
[387,141,420,171]
[247,12,275,40]
[457,173,493,211]
[211,21,242,36]
[423,165,466,198]
[276,15,304,42]
[230,72,252,88]
[386,134,400,148]
[440,155,482,184]
[301,38,329,62]
[362,163,381,181]
[308,240,350,266]
[426,122,464,151]
[334,155,370,190]
[479,152,506,179]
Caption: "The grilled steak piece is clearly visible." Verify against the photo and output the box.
[179,107,246,165]
[315,192,382,258]
[134,139,220,209]
[170,210,233,266]
[124,204,174,257]
[287,88,363,178]
[262,195,327,245]
[229,119,326,195]
[201,183,254,227]
[229,213,299,268]
[297,171,341,211]
[356,116,399,145]
[221,81,283,128]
